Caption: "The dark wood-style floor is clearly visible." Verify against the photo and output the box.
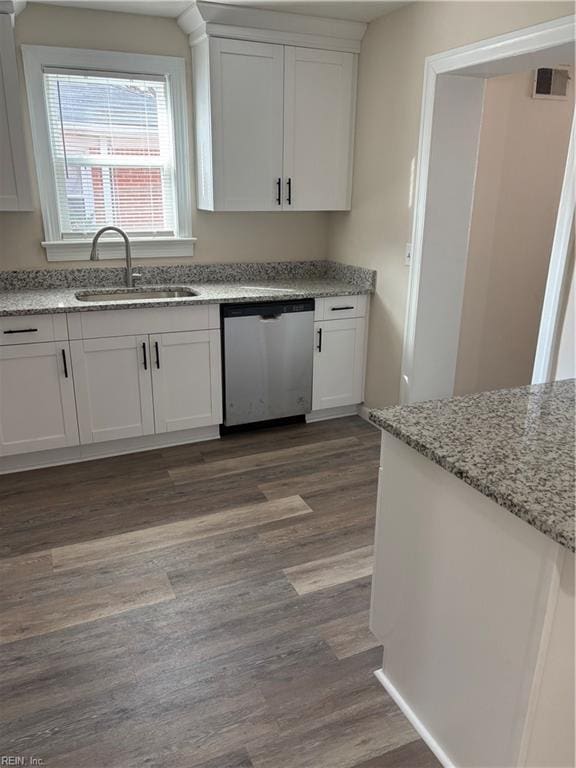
[0,417,441,768]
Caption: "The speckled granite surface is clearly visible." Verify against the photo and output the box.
[0,260,375,291]
[0,261,375,316]
[370,380,575,551]
[0,279,369,316]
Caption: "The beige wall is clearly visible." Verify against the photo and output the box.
[0,3,329,270]
[454,69,573,395]
[328,1,574,408]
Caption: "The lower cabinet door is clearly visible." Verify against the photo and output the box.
[150,330,223,432]
[70,335,154,443]
[0,342,79,456]
[312,317,366,410]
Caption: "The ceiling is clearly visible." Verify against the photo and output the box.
[20,0,407,22]
[219,2,407,22]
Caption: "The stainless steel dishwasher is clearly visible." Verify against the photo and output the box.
[222,299,314,427]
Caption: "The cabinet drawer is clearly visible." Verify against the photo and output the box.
[0,314,68,345]
[67,305,220,340]
[316,295,367,320]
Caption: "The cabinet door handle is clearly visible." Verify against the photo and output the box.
[330,306,355,311]
[276,177,282,206]
[142,342,148,370]
[61,348,69,378]
[316,327,322,352]
[154,341,160,369]
[3,328,38,334]
[286,177,292,205]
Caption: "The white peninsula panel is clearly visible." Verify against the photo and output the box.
[370,432,574,768]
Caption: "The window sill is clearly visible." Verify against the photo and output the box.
[42,237,196,262]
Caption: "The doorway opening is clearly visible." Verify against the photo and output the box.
[401,16,575,403]
[453,66,573,395]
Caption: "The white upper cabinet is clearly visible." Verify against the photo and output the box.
[283,47,356,211]
[186,3,365,212]
[208,38,284,211]
[0,8,32,211]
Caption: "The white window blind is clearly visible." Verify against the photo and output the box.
[43,68,178,238]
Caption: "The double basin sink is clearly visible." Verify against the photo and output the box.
[75,287,199,303]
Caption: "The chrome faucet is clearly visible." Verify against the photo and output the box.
[90,226,139,288]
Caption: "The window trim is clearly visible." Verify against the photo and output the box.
[22,45,195,261]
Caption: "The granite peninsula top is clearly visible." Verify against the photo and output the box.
[370,380,575,551]
[0,261,375,317]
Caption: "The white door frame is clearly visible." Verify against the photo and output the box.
[532,113,575,383]
[401,15,575,404]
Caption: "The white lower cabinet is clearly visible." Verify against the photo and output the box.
[70,335,155,444]
[150,330,222,433]
[0,341,78,455]
[0,298,368,464]
[312,316,366,410]
[70,330,223,444]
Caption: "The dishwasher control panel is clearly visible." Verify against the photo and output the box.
[221,299,315,319]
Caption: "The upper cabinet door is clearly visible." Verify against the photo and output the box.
[0,13,32,211]
[283,47,356,211]
[210,38,284,211]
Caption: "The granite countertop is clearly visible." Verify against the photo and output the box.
[0,261,375,317]
[0,279,368,317]
[370,380,575,551]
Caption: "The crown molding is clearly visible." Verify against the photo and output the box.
[177,1,366,52]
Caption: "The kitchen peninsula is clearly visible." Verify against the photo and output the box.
[369,380,575,768]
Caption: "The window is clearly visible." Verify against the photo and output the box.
[45,70,176,237]
[22,47,193,261]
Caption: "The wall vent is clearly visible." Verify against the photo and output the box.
[532,67,571,100]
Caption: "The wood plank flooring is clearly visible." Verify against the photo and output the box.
[0,416,441,768]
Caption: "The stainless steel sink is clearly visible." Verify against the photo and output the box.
[75,287,199,303]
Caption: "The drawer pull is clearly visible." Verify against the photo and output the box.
[317,327,323,352]
[61,349,69,378]
[142,342,148,371]
[3,328,38,334]
[330,306,354,311]
[154,341,160,369]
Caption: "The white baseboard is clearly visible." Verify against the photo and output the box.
[1,405,376,474]
[0,425,220,475]
[306,404,359,422]
[358,404,378,426]
[373,668,455,768]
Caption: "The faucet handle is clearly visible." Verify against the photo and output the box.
[131,272,142,285]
